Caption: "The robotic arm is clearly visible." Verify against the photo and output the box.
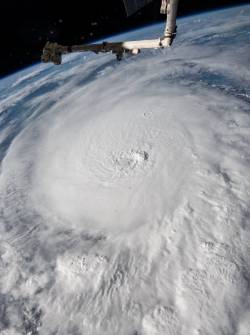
[41,0,180,64]
[122,0,179,46]
[161,0,179,46]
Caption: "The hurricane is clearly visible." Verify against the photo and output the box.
[0,5,250,335]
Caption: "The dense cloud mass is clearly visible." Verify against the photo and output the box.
[0,6,250,335]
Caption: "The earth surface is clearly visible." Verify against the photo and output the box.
[0,5,250,335]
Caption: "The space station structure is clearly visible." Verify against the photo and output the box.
[123,0,179,46]
[41,0,179,65]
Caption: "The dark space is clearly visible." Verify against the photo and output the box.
[0,0,249,78]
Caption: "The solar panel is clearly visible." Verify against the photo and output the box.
[122,0,154,16]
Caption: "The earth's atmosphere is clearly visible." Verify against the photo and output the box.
[0,5,250,335]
